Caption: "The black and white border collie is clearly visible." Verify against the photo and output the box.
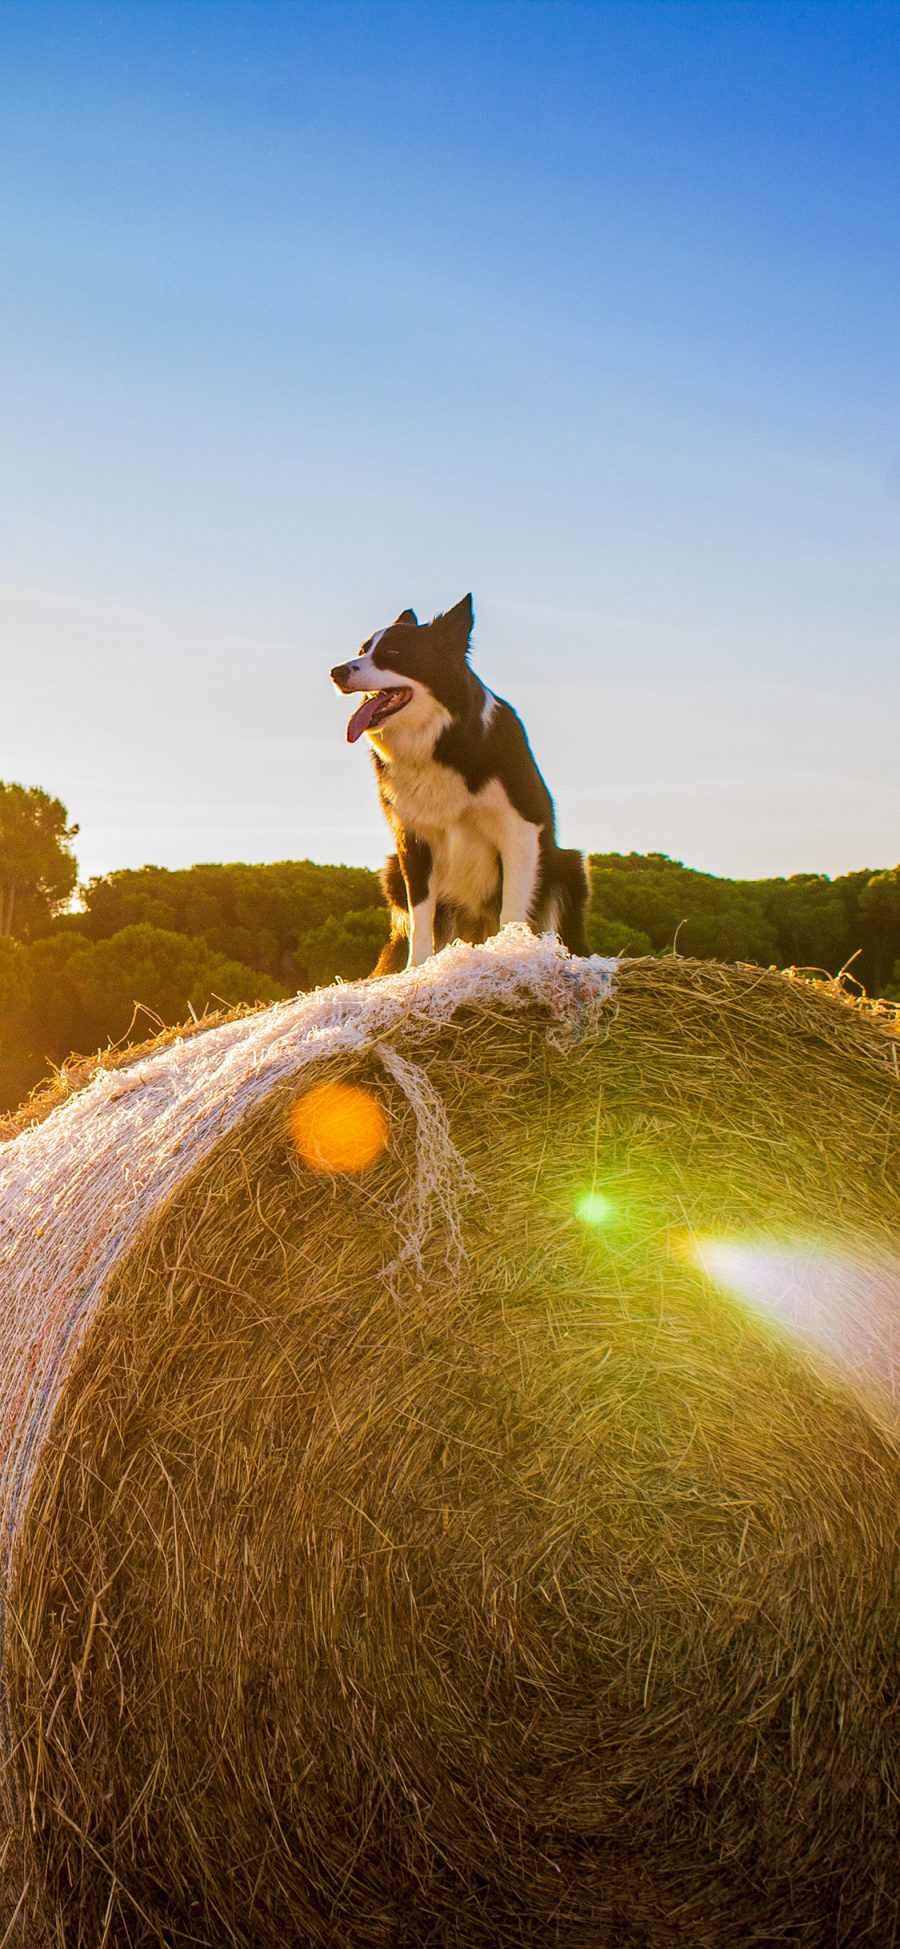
[330,594,588,973]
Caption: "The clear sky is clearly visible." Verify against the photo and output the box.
[2,0,898,885]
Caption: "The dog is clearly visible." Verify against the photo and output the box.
[330,594,588,973]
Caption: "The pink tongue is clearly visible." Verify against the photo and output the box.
[347,695,384,744]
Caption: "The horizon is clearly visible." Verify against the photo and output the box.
[3,1,898,884]
[61,840,897,898]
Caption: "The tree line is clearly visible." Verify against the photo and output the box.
[1,781,898,1113]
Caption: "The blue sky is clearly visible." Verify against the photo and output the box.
[2,0,898,883]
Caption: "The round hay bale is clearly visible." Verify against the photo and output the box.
[0,933,897,1949]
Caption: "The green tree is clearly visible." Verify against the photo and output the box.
[586,853,778,963]
[759,872,864,980]
[857,869,900,995]
[75,860,385,983]
[0,782,79,937]
[0,926,285,1113]
[0,934,37,1109]
[296,908,391,986]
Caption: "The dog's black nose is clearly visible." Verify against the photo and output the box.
[331,663,352,689]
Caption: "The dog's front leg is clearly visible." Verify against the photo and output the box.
[399,834,436,968]
[499,815,541,928]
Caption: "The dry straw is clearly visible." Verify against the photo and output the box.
[0,933,897,1947]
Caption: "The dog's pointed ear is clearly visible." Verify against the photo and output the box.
[392,608,418,628]
[436,593,474,653]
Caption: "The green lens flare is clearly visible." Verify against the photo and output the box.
[576,1191,615,1228]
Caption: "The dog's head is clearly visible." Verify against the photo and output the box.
[330,595,474,745]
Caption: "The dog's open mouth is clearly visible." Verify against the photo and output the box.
[346,688,413,744]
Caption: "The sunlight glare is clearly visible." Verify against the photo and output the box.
[689,1233,899,1406]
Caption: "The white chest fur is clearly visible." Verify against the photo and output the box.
[380,755,540,923]
[381,755,472,839]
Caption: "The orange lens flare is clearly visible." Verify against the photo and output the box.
[289,1080,388,1174]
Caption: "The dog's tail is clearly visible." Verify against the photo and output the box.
[371,854,410,975]
[556,848,590,957]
